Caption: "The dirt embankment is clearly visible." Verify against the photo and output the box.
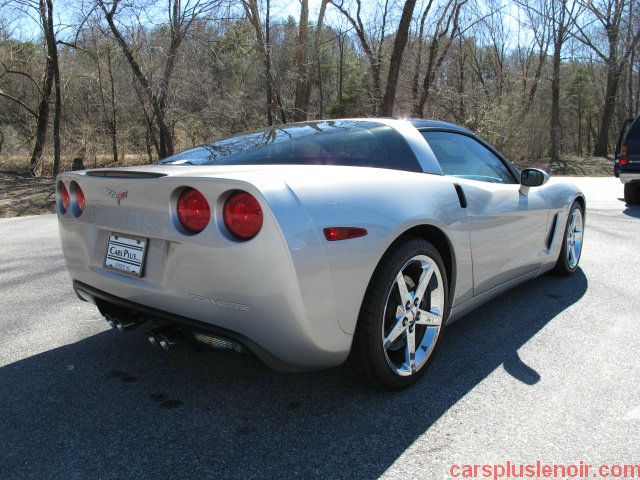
[0,155,615,218]
[0,173,56,218]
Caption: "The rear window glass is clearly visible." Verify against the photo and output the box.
[159,120,422,172]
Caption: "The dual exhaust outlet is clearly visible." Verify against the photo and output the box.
[103,313,243,353]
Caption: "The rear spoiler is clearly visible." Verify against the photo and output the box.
[85,170,167,178]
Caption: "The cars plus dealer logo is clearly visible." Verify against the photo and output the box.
[105,188,128,205]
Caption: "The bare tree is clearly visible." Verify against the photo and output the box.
[331,0,421,115]
[97,0,213,158]
[0,62,41,141]
[548,0,578,162]
[265,0,273,125]
[41,0,61,175]
[380,0,418,116]
[293,0,309,121]
[514,0,551,118]
[413,0,466,117]
[88,37,120,164]
[242,0,287,124]
[330,0,385,112]
[573,0,640,155]
[293,0,329,121]
[0,0,61,175]
[2,0,640,174]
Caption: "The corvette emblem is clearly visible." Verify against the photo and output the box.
[106,188,128,205]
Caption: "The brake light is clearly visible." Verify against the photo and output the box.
[57,181,69,214]
[177,188,210,234]
[223,191,263,240]
[70,181,85,216]
[620,145,628,166]
[323,227,368,241]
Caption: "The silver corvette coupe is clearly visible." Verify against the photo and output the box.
[56,119,585,390]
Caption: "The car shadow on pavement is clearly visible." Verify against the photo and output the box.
[0,269,587,479]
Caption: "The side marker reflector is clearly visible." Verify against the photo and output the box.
[323,227,368,241]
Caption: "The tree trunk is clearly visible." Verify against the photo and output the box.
[29,0,55,176]
[594,64,621,156]
[265,0,273,125]
[411,0,434,106]
[456,37,465,121]
[628,46,635,119]
[330,0,381,114]
[338,34,344,110]
[145,129,153,164]
[294,0,329,121]
[412,0,464,117]
[549,38,562,163]
[107,51,118,164]
[380,0,418,116]
[293,0,309,121]
[243,0,286,124]
[577,89,582,155]
[29,70,53,176]
[46,0,61,176]
[636,55,640,113]
[99,0,175,158]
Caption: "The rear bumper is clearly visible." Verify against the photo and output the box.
[73,280,348,371]
[620,172,640,184]
[74,281,304,371]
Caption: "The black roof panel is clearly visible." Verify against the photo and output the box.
[408,118,472,134]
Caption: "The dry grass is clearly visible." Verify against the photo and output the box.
[0,173,56,217]
[0,153,615,218]
[0,154,150,176]
[515,155,614,177]
[0,154,150,218]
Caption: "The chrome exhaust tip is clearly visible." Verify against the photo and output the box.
[148,327,183,351]
[104,314,142,333]
[115,318,138,333]
[105,314,118,329]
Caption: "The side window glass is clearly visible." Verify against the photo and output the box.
[626,120,640,156]
[422,131,516,184]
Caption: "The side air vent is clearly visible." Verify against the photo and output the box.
[546,213,558,249]
[85,170,167,178]
[453,183,467,208]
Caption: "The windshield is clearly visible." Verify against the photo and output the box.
[159,120,422,172]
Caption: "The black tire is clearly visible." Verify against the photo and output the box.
[553,201,584,276]
[624,183,640,204]
[348,237,449,390]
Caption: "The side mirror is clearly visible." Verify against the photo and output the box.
[520,168,549,194]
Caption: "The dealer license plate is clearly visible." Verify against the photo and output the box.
[105,234,147,277]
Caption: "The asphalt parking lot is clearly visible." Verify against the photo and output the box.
[0,176,638,479]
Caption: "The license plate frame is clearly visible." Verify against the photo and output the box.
[104,233,148,277]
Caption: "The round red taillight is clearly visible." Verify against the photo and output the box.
[57,181,69,214]
[223,191,263,240]
[177,188,210,234]
[70,181,85,217]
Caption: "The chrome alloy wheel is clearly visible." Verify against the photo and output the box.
[566,208,583,269]
[382,255,444,376]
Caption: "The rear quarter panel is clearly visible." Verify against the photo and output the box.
[276,167,473,335]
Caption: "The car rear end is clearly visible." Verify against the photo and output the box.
[55,166,350,370]
[619,116,640,203]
